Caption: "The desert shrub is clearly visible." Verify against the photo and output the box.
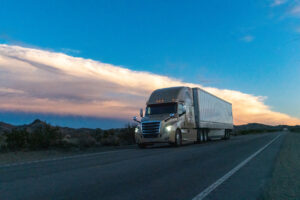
[103,129,115,138]
[27,124,62,150]
[101,135,120,146]
[0,135,5,151]
[235,129,278,135]
[290,128,300,133]
[78,135,97,148]
[3,120,138,151]
[118,123,135,145]
[94,128,103,142]
[5,129,28,150]
[4,123,62,151]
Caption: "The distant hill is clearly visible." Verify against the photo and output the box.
[0,119,100,136]
[234,123,286,131]
[233,123,300,135]
[0,122,15,133]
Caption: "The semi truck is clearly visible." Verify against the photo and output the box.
[133,86,233,148]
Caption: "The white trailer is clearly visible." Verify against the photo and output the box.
[193,88,233,139]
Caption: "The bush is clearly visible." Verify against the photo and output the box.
[290,128,300,133]
[234,129,278,135]
[2,120,136,152]
[118,123,135,145]
[5,129,28,150]
[78,135,97,148]
[101,135,120,146]
[4,123,62,151]
[0,135,6,151]
[27,124,62,150]
[94,128,103,142]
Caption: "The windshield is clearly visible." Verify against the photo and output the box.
[146,103,177,115]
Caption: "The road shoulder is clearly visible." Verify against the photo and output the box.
[204,133,284,200]
[262,132,300,200]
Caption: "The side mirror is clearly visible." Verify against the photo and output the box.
[133,116,141,123]
[165,113,175,122]
[140,108,144,118]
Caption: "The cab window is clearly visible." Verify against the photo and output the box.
[178,103,186,115]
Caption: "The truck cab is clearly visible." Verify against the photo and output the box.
[134,87,197,148]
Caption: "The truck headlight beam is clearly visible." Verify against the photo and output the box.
[166,126,172,132]
[135,127,139,133]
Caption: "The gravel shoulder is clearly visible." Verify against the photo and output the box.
[262,132,300,200]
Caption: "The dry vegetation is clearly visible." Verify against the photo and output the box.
[0,119,136,152]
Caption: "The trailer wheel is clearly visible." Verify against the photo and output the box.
[200,131,204,143]
[227,130,231,140]
[175,129,182,147]
[225,130,231,140]
[204,130,208,142]
[223,130,227,140]
[223,130,230,140]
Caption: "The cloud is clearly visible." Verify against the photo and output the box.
[271,0,287,7]
[289,5,300,17]
[60,48,81,55]
[240,35,255,43]
[0,44,299,125]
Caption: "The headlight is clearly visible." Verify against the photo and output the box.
[135,127,139,133]
[165,125,172,132]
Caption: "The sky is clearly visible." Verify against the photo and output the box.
[0,0,300,128]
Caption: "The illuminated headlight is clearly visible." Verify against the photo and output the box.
[135,127,139,133]
[165,125,172,132]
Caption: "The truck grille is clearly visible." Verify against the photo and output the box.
[142,121,160,137]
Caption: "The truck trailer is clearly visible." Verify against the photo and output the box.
[133,86,233,148]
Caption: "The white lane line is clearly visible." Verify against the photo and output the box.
[192,134,281,200]
[0,149,134,169]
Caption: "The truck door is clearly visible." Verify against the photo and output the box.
[178,103,192,141]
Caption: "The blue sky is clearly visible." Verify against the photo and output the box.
[0,0,300,128]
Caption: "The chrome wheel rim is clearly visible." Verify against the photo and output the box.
[176,133,180,145]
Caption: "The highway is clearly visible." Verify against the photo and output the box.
[0,132,284,200]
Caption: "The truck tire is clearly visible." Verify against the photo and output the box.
[201,129,208,142]
[204,130,208,142]
[223,130,230,140]
[227,131,231,139]
[175,129,182,147]
[226,130,231,140]
[200,131,204,143]
[223,130,227,140]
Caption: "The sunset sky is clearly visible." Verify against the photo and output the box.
[0,0,300,128]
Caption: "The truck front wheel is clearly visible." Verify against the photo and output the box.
[175,129,182,147]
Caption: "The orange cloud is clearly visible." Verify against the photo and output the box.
[0,44,299,125]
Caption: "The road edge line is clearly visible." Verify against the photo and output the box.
[192,134,282,200]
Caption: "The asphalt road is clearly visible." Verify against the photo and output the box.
[0,132,285,200]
